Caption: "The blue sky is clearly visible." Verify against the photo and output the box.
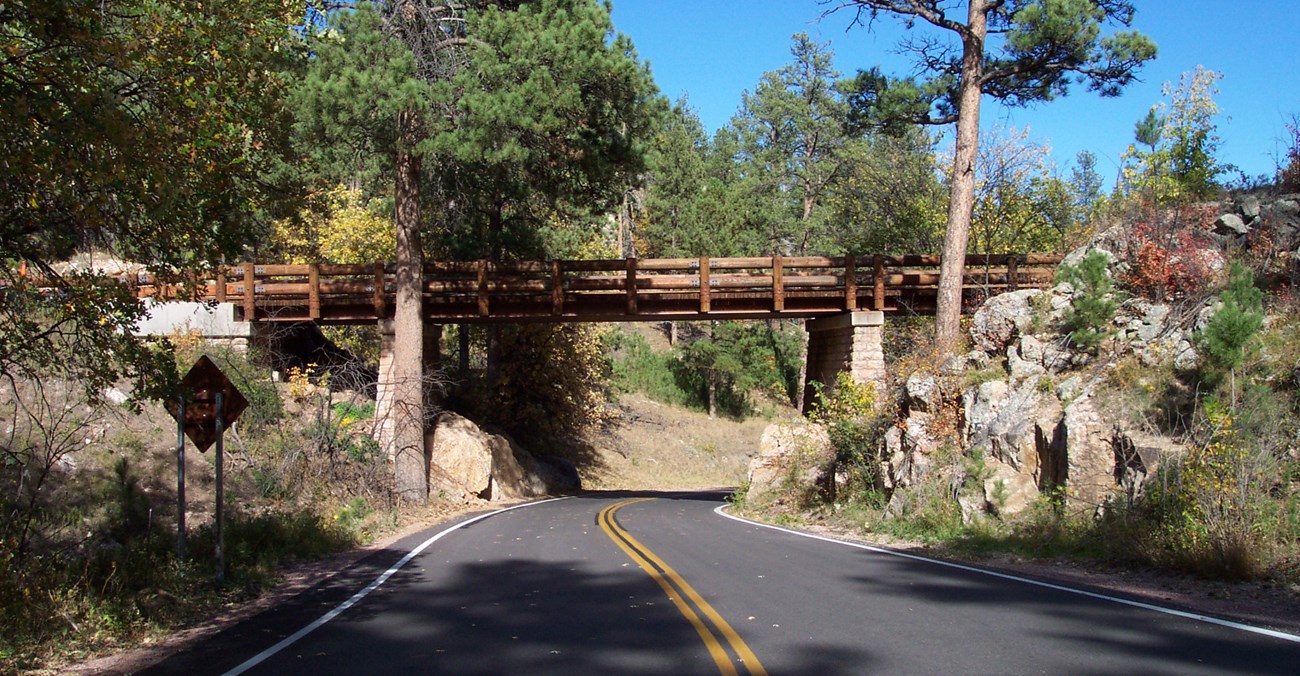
[608,0,1300,189]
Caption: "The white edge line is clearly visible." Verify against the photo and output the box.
[224,497,569,675]
[713,504,1300,645]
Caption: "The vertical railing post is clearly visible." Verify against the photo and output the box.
[477,259,489,317]
[1007,254,1020,292]
[873,255,886,311]
[845,256,857,311]
[373,262,387,320]
[308,263,321,320]
[699,257,711,314]
[551,260,564,316]
[242,263,255,320]
[772,255,785,312]
[626,257,638,315]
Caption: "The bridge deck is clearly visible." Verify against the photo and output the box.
[131,254,1061,324]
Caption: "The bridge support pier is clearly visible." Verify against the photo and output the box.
[803,311,885,410]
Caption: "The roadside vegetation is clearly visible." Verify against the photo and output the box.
[737,67,1300,585]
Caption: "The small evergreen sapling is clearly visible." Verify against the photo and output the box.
[1058,250,1121,353]
[1197,262,1265,383]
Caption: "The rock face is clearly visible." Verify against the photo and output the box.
[745,423,834,504]
[969,289,1042,353]
[425,412,577,502]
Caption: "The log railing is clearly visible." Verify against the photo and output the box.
[126,254,1062,324]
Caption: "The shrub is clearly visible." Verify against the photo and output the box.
[1121,219,1218,302]
[1057,250,1120,352]
[1197,262,1265,381]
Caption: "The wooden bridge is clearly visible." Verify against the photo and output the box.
[132,253,1061,324]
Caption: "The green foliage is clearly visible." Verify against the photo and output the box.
[822,128,947,255]
[1057,250,1120,352]
[1197,263,1265,379]
[676,322,804,417]
[1,0,305,403]
[475,324,613,443]
[1121,67,1229,203]
[810,373,890,495]
[971,126,1077,254]
[605,329,695,407]
[839,1,1156,127]
[726,33,848,255]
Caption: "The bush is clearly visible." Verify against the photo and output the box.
[1120,213,1218,302]
[1057,250,1120,352]
[1197,262,1265,382]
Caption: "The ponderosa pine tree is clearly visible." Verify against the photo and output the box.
[730,33,849,256]
[295,0,658,500]
[832,0,1156,352]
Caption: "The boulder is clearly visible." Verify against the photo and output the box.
[983,459,1040,517]
[905,373,939,413]
[428,412,494,497]
[1214,213,1249,236]
[745,423,834,503]
[427,412,576,501]
[970,289,1043,354]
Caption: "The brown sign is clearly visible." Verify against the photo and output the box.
[169,355,248,452]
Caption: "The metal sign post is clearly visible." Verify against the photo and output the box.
[176,396,186,559]
[166,355,246,586]
[214,390,225,586]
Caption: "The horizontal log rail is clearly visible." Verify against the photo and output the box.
[124,254,1063,324]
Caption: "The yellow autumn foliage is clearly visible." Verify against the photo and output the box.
[270,185,395,264]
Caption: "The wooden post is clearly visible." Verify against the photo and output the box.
[772,256,785,312]
[699,257,711,314]
[873,255,886,311]
[373,262,387,320]
[551,260,564,316]
[845,256,857,311]
[242,263,255,320]
[1007,254,1020,292]
[477,259,489,317]
[308,263,321,320]
[214,270,227,303]
[626,257,638,315]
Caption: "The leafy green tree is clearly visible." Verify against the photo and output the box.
[833,0,1156,352]
[971,125,1075,254]
[432,0,660,261]
[1121,67,1228,202]
[0,0,304,398]
[822,128,947,255]
[640,99,710,257]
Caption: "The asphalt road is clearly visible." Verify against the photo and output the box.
[144,491,1300,675]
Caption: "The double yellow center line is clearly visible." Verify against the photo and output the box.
[598,499,767,676]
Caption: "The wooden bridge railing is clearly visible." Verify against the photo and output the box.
[128,254,1062,324]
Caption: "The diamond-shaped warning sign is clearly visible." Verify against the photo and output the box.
[169,355,247,452]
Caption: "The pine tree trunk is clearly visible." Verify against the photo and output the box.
[934,0,989,355]
[707,372,717,419]
[392,109,427,504]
